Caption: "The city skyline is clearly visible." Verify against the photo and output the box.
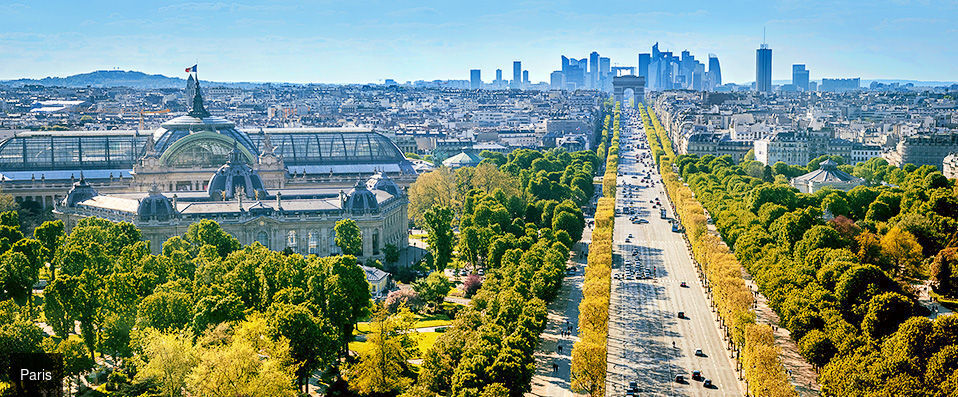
[0,1,956,84]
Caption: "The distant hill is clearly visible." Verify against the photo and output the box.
[0,70,266,89]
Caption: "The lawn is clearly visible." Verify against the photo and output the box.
[354,313,452,334]
[348,331,442,359]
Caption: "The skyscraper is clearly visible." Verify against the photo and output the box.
[599,57,611,91]
[522,70,529,85]
[638,53,650,80]
[589,51,600,89]
[707,54,721,89]
[756,43,772,92]
[512,61,522,89]
[792,64,809,91]
[496,69,503,82]
[550,71,565,90]
[470,69,481,90]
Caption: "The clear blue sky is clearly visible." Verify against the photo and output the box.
[0,0,955,84]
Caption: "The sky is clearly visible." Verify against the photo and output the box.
[0,0,955,85]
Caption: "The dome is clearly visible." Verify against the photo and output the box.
[152,78,258,167]
[63,176,98,207]
[207,150,269,200]
[344,180,380,212]
[138,185,175,221]
[366,172,402,197]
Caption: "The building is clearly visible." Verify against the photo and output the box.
[470,69,481,90]
[522,70,529,85]
[512,61,522,89]
[792,64,809,91]
[683,133,752,162]
[754,132,809,165]
[361,265,391,297]
[55,160,409,257]
[820,78,861,92]
[638,53,650,81]
[707,54,722,90]
[550,71,565,90]
[589,51,600,89]
[442,151,483,168]
[0,76,417,210]
[791,159,864,193]
[884,133,958,169]
[756,44,772,92]
[944,152,958,179]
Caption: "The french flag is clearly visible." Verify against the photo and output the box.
[185,65,197,73]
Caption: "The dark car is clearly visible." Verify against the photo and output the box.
[692,370,702,380]
[680,281,688,288]
[677,311,685,319]
[674,374,685,383]
[703,379,713,388]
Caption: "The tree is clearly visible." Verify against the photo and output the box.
[408,167,459,225]
[135,330,198,397]
[267,303,338,391]
[307,255,370,362]
[384,289,422,313]
[880,227,924,277]
[413,271,452,313]
[931,247,958,297]
[798,329,836,369]
[334,219,363,257]
[186,338,297,397]
[423,206,455,271]
[348,305,417,395]
[571,341,606,397]
[59,335,95,392]
[462,274,482,298]
[33,219,64,264]
[138,290,194,332]
[861,292,914,341]
[1,251,36,306]
[184,219,240,258]
[383,243,400,264]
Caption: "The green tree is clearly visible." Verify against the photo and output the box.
[334,219,363,257]
[383,243,400,264]
[413,271,452,313]
[348,305,417,395]
[423,206,455,271]
[135,330,198,397]
[307,255,370,362]
[184,219,240,258]
[798,329,836,369]
[861,292,914,341]
[33,219,64,264]
[267,303,338,392]
[931,247,958,297]
[138,290,194,332]
[186,337,297,397]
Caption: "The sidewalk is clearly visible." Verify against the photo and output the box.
[525,220,593,397]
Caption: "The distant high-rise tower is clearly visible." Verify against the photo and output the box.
[550,71,565,90]
[792,64,809,91]
[638,53,650,80]
[496,69,503,81]
[707,54,722,89]
[470,69,481,89]
[589,51,600,88]
[522,70,529,85]
[512,61,522,89]
[756,43,772,92]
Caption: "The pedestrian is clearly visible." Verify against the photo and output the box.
[557,345,563,354]
[553,362,558,373]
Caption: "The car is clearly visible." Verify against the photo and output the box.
[691,370,702,380]
[677,311,685,319]
[695,349,705,357]
[637,219,649,224]
[703,379,713,388]
[628,381,638,391]
[680,281,688,288]
[674,374,685,383]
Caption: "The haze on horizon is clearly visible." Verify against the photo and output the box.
[0,0,955,85]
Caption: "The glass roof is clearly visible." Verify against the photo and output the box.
[0,132,149,171]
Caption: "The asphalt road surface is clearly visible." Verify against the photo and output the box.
[605,108,743,397]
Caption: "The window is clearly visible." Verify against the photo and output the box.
[372,229,380,255]
[256,231,270,248]
[308,231,318,254]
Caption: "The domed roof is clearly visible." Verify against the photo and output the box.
[151,77,258,162]
[63,175,98,207]
[138,184,175,221]
[207,148,269,200]
[344,180,380,212]
[366,172,402,197]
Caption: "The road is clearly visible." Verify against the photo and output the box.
[605,108,743,397]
